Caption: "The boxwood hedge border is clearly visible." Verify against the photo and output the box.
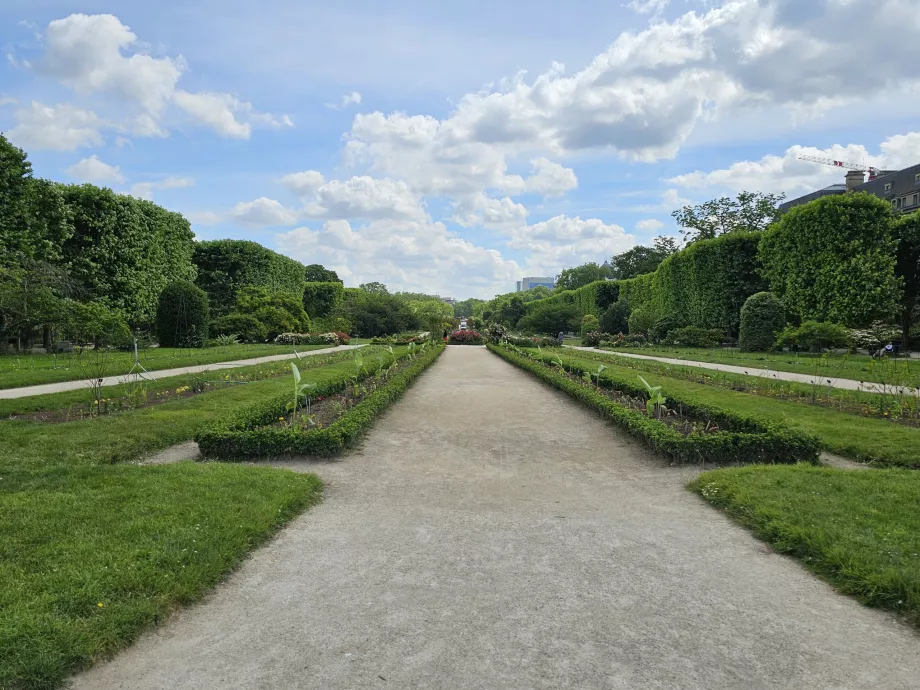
[488,343,819,465]
[197,343,444,459]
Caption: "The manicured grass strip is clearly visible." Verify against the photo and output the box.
[488,344,819,465]
[690,465,920,627]
[0,344,330,390]
[557,349,920,468]
[0,463,322,690]
[198,343,445,458]
[604,345,920,388]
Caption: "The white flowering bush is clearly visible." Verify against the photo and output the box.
[848,322,901,351]
[274,332,340,346]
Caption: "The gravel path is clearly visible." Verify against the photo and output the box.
[566,345,920,396]
[69,346,920,690]
[0,345,361,400]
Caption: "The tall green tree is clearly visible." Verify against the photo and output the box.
[610,236,679,279]
[895,212,920,349]
[304,264,341,283]
[454,298,484,318]
[555,262,611,291]
[672,191,785,244]
[359,281,389,295]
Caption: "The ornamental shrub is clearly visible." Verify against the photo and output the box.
[274,332,339,346]
[776,320,851,352]
[581,314,600,337]
[649,313,684,344]
[581,331,603,347]
[664,326,722,348]
[448,330,484,344]
[302,281,344,318]
[235,286,310,339]
[739,292,786,352]
[516,303,580,335]
[156,281,209,348]
[209,313,267,342]
[599,301,630,335]
[627,308,655,336]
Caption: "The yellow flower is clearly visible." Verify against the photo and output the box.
[279,417,285,421]
[97,602,104,608]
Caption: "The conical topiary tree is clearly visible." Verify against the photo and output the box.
[156,281,209,348]
[739,291,785,352]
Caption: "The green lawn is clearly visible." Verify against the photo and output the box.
[600,345,920,388]
[690,465,920,627]
[0,350,398,689]
[0,343,333,390]
[551,349,920,467]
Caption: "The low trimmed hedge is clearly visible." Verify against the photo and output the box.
[197,344,444,458]
[488,344,819,465]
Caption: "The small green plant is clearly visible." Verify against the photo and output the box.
[287,362,316,423]
[582,363,607,388]
[638,375,667,418]
[213,334,240,347]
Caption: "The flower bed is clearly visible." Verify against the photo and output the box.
[274,332,349,346]
[197,343,444,458]
[488,343,820,465]
[370,332,430,346]
[448,330,484,345]
[503,335,558,348]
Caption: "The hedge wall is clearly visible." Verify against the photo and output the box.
[618,273,654,314]
[193,240,306,316]
[302,281,344,318]
[523,280,618,320]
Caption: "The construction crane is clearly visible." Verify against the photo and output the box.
[798,155,880,180]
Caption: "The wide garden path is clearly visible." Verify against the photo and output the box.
[568,345,920,396]
[0,344,362,400]
[70,346,920,689]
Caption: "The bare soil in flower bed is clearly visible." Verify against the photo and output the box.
[556,367,723,437]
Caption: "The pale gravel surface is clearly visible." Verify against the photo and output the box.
[69,346,920,690]
[567,346,920,396]
[0,345,362,400]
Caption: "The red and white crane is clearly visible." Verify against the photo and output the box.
[797,155,880,180]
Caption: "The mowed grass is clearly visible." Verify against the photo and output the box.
[0,351,397,689]
[554,350,920,467]
[0,343,331,390]
[690,465,920,626]
[602,345,920,388]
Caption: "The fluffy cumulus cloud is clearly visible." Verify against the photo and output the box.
[129,176,195,200]
[230,197,299,227]
[326,91,362,110]
[280,170,326,196]
[276,219,521,297]
[508,215,633,275]
[523,158,578,196]
[453,194,529,230]
[636,218,665,232]
[302,176,426,221]
[65,154,125,183]
[7,101,103,151]
[668,131,920,196]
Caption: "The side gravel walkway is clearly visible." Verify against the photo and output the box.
[567,345,919,396]
[70,347,920,690]
[0,345,362,400]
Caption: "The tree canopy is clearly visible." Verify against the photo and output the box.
[304,264,341,283]
[555,262,611,291]
[610,236,679,280]
[672,191,785,244]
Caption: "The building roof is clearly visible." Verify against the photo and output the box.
[855,163,920,199]
[778,184,846,212]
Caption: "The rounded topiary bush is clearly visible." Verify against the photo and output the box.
[581,314,600,337]
[210,313,267,342]
[156,281,209,348]
[650,313,683,343]
[627,308,655,336]
[739,291,785,352]
[600,301,630,334]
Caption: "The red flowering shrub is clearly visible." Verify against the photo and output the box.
[334,331,351,345]
[448,330,484,344]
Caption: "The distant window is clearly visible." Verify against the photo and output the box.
[885,182,893,192]
[915,173,920,184]
[892,200,899,209]
[914,194,920,206]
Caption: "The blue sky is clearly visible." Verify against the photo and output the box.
[2,0,919,298]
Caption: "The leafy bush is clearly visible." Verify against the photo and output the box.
[664,326,722,348]
[337,290,418,337]
[209,313,267,342]
[603,333,648,348]
[581,314,600,337]
[739,292,786,352]
[848,322,901,351]
[302,281,344,318]
[211,334,240,346]
[776,320,851,352]
[235,286,309,340]
[488,344,820,465]
[487,323,507,343]
[156,281,209,348]
[504,335,558,347]
[274,332,340,346]
[516,302,580,335]
[63,300,132,347]
[650,313,683,343]
[448,330,484,344]
[627,308,655,336]
[599,301,630,335]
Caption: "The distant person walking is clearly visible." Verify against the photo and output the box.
[558,331,565,346]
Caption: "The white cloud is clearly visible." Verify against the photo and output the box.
[453,194,530,230]
[626,0,671,15]
[230,197,299,227]
[65,155,125,183]
[129,176,195,200]
[881,132,920,168]
[327,91,362,109]
[280,170,326,196]
[636,218,665,232]
[276,218,521,298]
[302,176,426,221]
[173,91,251,139]
[0,97,18,107]
[186,211,223,226]
[524,158,578,197]
[508,215,633,275]
[7,101,103,151]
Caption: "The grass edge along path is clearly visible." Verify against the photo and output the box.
[551,348,920,469]
[689,465,920,628]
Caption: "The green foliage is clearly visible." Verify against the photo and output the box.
[197,344,444,458]
[610,236,678,279]
[335,289,419,337]
[618,272,655,314]
[488,344,820,465]
[156,281,210,348]
[209,313,267,342]
[664,326,722,348]
[476,286,552,323]
[759,193,900,326]
[303,264,341,283]
[581,314,600,337]
[672,190,785,243]
[894,211,920,348]
[776,320,851,352]
[193,240,305,316]
[739,292,786,352]
[599,301,630,335]
[453,297,484,318]
[66,300,133,347]
[516,302,580,335]
[359,281,389,295]
[235,286,309,340]
[627,307,655,335]
[302,281,344,318]
[555,262,611,291]
[649,313,684,343]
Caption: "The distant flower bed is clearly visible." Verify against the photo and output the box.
[448,330,484,344]
[274,332,349,346]
[371,332,430,346]
[504,335,558,348]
